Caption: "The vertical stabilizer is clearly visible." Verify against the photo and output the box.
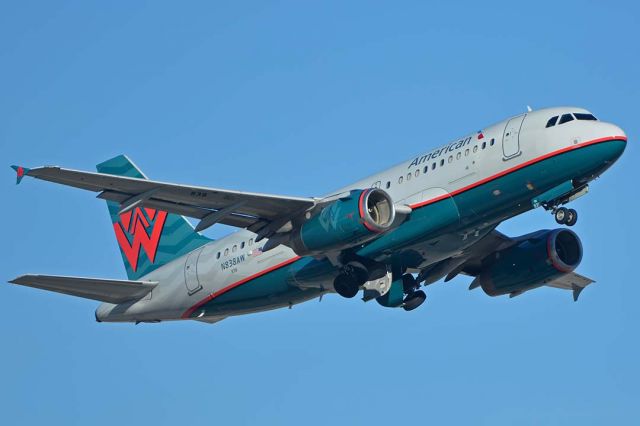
[96,155,210,280]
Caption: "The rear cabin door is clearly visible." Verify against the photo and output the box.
[502,114,526,159]
[184,247,204,295]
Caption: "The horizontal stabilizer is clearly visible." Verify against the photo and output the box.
[9,274,158,303]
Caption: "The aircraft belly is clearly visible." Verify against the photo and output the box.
[182,140,627,319]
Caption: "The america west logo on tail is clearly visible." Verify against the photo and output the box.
[113,207,167,272]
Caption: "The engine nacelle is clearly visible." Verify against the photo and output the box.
[479,229,583,297]
[291,188,396,255]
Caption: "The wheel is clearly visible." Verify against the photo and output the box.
[565,209,578,226]
[554,207,569,224]
[401,274,418,293]
[402,290,426,311]
[333,273,359,298]
[367,263,388,281]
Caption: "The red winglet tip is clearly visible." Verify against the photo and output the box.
[10,165,29,184]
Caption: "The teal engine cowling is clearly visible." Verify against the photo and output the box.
[291,189,396,255]
[478,229,583,297]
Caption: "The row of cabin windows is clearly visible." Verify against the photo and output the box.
[216,238,255,259]
[390,138,496,187]
[546,112,597,128]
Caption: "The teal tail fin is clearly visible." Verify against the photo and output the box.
[96,155,211,280]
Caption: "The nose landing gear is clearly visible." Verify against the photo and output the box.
[554,207,578,226]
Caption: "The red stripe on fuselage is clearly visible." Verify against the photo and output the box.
[180,135,626,319]
[409,136,627,209]
[181,256,302,318]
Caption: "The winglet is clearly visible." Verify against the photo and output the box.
[572,284,585,302]
[10,165,30,185]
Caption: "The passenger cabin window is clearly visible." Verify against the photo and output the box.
[440,159,444,167]
[546,116,559,128]
[423,166,428,174]
[398,176,403,184]
[232,245,237,253]
[558,114,574,125]
[241,241,245,249]
[216,252,221,259]
[224,248,229,256]
[574,113,598,121]
[432,162,436,170]
[490,138,495,146]
[386,181,391,189]
[249,238,254,246]
[481,141,486,149]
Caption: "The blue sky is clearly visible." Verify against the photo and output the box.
[1,1,639,424]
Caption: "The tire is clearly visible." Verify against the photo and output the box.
[403,290,426,311]
[565,209,578,226]
[554,207,568,225]
[402,274,418,293]
[334,274,359,299]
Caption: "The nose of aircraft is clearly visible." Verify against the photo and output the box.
[599,121,627,141]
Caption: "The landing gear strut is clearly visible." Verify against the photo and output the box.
[554,207,578,226]
[400,274,426,311]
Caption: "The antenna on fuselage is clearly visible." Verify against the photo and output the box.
[526,105,533,112]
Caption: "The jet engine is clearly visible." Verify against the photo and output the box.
[290,188,396,255]
[477,229,583,297]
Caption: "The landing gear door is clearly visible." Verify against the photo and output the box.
[184,247,204,295]
[502,114,526,159]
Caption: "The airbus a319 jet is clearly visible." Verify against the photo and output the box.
[9,107,627,324]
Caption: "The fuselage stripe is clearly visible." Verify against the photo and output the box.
[182,135,627,319]
[409,135,627,209]
[181,256,302,318]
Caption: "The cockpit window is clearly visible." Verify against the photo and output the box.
[574,113,597,121]
[558,114,574,125]
[546,116,558,128]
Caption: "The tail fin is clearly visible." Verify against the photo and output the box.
[96,155,211,280]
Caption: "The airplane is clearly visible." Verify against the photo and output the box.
[8,106,627,325]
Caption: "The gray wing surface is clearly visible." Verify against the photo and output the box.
[449,230,595,300]
[545,272,595,301]
[9,275,158,303]
[21,166,316,232]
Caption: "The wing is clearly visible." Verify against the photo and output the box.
[9,274,157,304]
[434,230,595,301]
[13,164,316,235]
[545,272,595,301]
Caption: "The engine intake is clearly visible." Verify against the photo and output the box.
[291,188,396,255]
[479,229,583,297]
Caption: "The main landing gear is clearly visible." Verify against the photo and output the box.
[333,255,388,299]
[400,274,426,311]
[553,207,578,226]
[333,266,427,312]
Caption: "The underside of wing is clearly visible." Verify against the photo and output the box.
[17,160,316,233]
[545,272,595,301]
[9,274,158,304]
